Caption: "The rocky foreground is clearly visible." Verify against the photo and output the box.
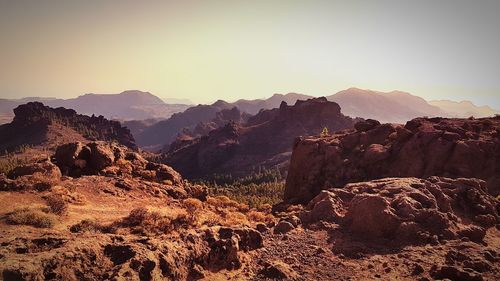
[0,116,499,280]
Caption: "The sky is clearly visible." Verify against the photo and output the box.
[0,0,499,107]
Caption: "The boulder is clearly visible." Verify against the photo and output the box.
[88,142,115,171]
[300,177,499,244]
[8,161,61,180]
[259,261,298,280]
[274,221,295,234]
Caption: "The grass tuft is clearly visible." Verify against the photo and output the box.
[6,208,56,228]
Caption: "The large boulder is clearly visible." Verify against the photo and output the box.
[302,177,499,244]
[8,161,61,180]
[87,142,116,171]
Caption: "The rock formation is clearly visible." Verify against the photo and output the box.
[285,116,500,203]
[0,102,136,153]
[164,97,359,179]
[301,177,498,244]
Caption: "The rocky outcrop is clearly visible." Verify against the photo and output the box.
[134,100,235,149]
[54,141,184,186]
[164,97,359,179]
[285,116,500,203]
[301,177,499,244]
[0,102,136,153]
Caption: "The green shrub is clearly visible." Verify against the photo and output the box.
[206,181,285,209]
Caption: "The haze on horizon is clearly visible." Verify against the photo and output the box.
[0,0,499,108]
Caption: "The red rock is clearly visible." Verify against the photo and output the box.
[285,116,500,203]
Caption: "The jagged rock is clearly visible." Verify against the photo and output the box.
[431,265,483,281]
[53,142,183,186]
[218,227,264,251]
[302,177,499,244]
[285,116,500,203]
[87,142,115,171]
[205,230,241,270]
[274,221,295,234]
[299,190,344,224]
[259,260,298,280]
[354,119,381,132]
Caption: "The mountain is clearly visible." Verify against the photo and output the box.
[232,93,313,115]
[0,90,190,123]
[134,100,235,150]
[429,100,500,118]
[163,97,194,104]
[163,97,359,180]
[327,88,444,123]
[0,102,136,153]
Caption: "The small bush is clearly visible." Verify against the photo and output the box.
[6,208,56,228]
[183,198,203,212]
[121,207,174,234]
[247,210,273,223]
[69,219,115,233]
[45,194,68,215]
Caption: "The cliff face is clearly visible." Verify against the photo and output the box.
[284,116,500,203]
[0,102,136,153]
[163,97,359,179]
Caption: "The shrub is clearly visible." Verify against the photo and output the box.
[45,194,68,215]
[183,198,203,213]
[207,182,285,209]
[69,219,116,233]
[121,207,174,234]
[246,210,273,223]
[6,208,56,228]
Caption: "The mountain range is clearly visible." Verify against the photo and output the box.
[2,88,498,151]
[0,90,191,123]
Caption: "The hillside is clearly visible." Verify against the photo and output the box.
[134,100,236,150]
[430,100,500,118]
[0,90,190,122]
[0,102,136,154]
[163,97,359,180]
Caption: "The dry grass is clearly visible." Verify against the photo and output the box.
[69,219,116,233]
[45,194,68,215]
[246,210,274,223]
[6,208,56,228]
[120,207,191,235]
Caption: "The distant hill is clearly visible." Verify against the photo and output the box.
[327,88,444,123]
[0,102,136,153]
[163,97,359,180]
[134,100,235,150]
[0,90,190,123]
[429,100,500,118]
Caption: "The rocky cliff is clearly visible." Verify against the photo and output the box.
[0,102,136,153]
[164,97,359,179]
[284,116,500,203]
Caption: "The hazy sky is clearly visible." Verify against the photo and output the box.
[0,0,499,107]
